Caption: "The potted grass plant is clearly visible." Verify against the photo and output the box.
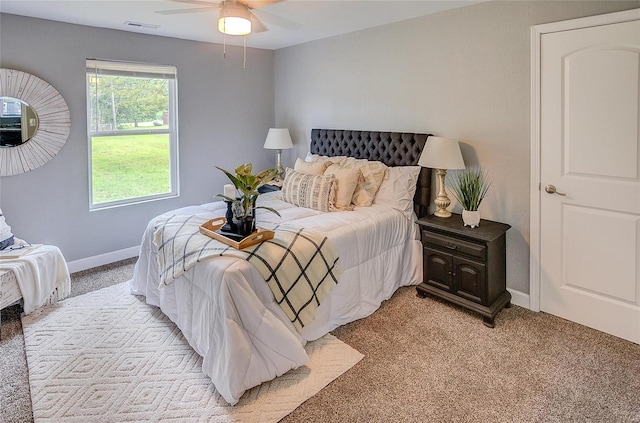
[448,167,491,228]
[217,163,281,236]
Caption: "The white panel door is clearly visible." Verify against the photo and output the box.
[540,18,640,344]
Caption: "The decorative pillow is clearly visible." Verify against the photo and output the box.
[374,166,421,220]
[282,168,335,212]
[294,157,331,175]
[306,154,348,167]
[323,164,361,211]
[341,158,388,207]
[0,208,15,250]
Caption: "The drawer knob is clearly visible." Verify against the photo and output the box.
[445,242,458,250]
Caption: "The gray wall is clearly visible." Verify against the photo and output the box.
[1,1,638,292]
[273,0,639,294]
[0,14,275,262]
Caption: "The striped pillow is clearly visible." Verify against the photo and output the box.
[282,168,335,212]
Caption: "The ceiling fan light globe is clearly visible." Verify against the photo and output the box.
[218,3,252,35]
[218,16,251,35]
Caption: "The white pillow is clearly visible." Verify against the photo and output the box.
[324,164,361,211]
[0,208,15,249]
[294,157,330,175]
[374,166,421,220]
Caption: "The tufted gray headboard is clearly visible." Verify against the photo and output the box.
[310,128,432,218]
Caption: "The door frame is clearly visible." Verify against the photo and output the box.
[529,8,640,312]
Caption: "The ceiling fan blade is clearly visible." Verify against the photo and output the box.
[170,0,220,6]
[249,12,268,33]
[245,0,282,9]
[251,8,301,31]
[155,6,218,15]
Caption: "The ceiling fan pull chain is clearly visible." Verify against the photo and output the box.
[243,35,247,69]
[223,33,227,59]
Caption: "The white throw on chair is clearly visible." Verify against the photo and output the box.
[0,209,70,332]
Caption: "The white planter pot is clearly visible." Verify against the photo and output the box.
[462,210,480,228]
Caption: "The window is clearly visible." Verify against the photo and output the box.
[86,59,178,209]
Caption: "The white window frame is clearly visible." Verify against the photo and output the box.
[86,59,179,210]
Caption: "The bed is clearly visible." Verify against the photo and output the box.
[129,128,432,404]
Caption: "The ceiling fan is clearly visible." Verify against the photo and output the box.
[155,0,300,35]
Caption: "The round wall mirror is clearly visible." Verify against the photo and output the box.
[1,96,39,147]
[0,69,70,176]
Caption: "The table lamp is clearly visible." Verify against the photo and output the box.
[263,128,293,181]
[418,136,465,218]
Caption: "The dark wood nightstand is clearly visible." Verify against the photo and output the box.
[258,183,281,194]
[416,213,511,327]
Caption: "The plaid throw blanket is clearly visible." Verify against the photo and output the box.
[153,215,341,331]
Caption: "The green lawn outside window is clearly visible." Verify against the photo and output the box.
[91,133,171,204]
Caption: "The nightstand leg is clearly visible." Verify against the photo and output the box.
[483,316,495,328]
[505,301,512,308]
[415,286,428,298]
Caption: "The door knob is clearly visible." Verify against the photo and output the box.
[544,184,566,196]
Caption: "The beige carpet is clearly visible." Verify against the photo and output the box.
[5,258,639,422]
[21,282,363,422]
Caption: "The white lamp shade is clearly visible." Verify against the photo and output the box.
[218,4,252,35]
[263,128,293,150]
[418,136,465,170]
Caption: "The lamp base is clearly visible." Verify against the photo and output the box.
[434,207,452,218]
[433,168,452,218]
[275,149,285,181]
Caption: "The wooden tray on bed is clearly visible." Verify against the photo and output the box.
[199,218,274,250]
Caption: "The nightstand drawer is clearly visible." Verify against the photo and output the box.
[422,231,485,261]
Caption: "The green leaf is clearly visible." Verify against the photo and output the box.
[216,166,243,189]
[235,163,252,176]
[215,193,238,203]
[447,167,491,211]
[256,205,281,217]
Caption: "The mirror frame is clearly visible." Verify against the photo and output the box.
[0,68,71,176]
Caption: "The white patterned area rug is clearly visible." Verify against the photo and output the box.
[22,282,363,422]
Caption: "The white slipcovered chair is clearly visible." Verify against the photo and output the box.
[0,208,70,333]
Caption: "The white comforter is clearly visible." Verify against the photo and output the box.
[129,191,422,404]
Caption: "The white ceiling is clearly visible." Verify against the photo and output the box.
[0,0,481,50]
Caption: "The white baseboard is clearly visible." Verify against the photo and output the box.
[507,288,530,310]
[67,246,139,274]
